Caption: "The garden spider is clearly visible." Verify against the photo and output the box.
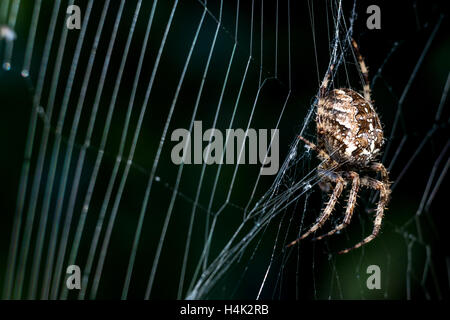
[288,39,391,254]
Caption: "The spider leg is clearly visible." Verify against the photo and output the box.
[338,176,391,254]
[351,38,371,102]
[370,162,389,184]
[314,172,360,241]
[319,64,334,98]
[287,174,345,247]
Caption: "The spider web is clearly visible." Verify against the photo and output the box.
[0,0,448,300]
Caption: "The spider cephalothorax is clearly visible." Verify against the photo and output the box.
[288,39,391,254]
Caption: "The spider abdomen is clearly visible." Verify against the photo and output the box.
[317,88,384,166]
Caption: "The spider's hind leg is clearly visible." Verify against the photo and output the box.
[338,176,391,254]
[298,136,338,167]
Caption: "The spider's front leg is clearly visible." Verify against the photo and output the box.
[287,172,345,247]
[338,176,391,254]
[314,171,360,241]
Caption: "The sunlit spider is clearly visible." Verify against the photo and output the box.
[288,39,391,254]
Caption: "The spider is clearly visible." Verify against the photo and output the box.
[288,39,391,254]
